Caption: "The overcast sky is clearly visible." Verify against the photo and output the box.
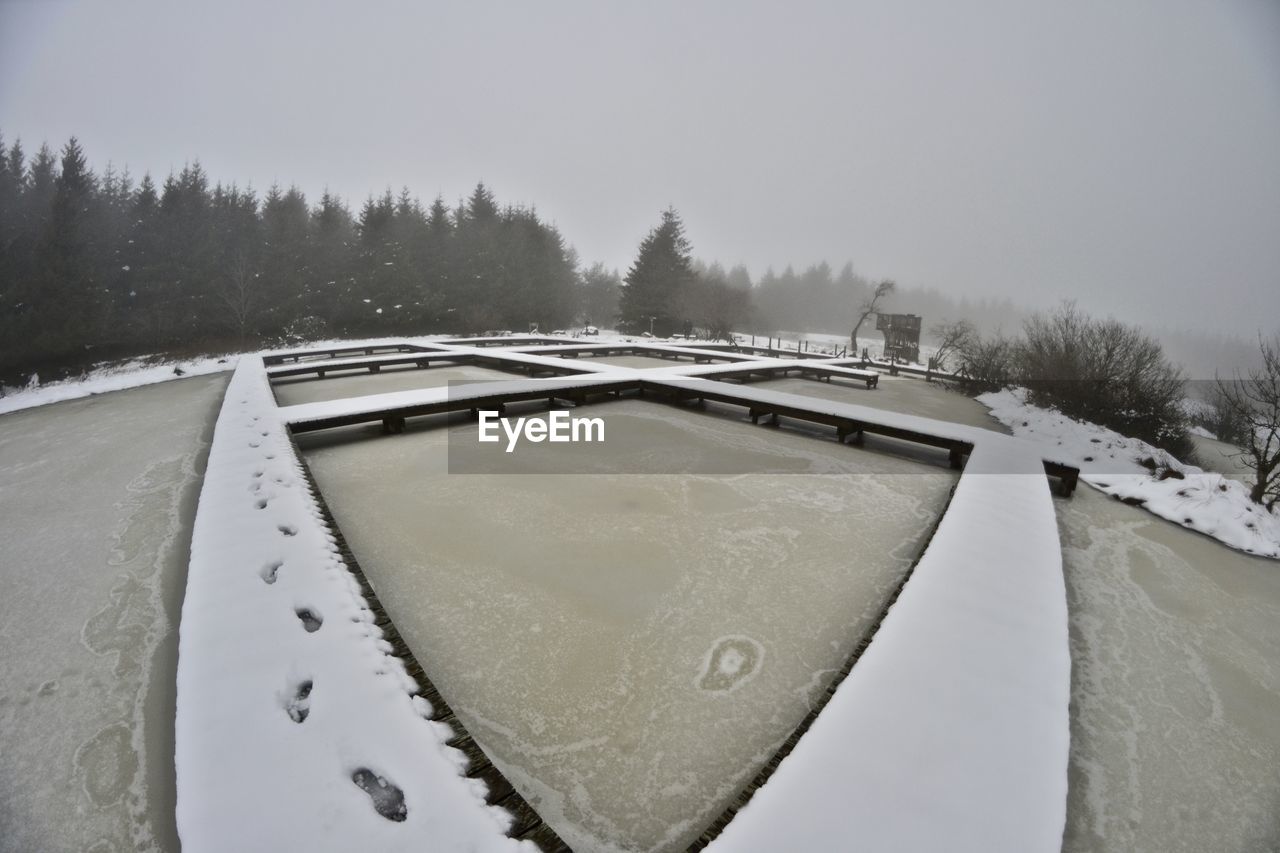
[2,0,1277,334]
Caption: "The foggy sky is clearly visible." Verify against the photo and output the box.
[2,0,1277,334]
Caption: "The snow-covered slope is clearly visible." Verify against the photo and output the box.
[980,388,1280,559]
[0,355,237,415]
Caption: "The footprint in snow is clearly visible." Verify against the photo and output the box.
[278,524,297,537]
[351,768,408,822]
[295,607,323,632]
[260,560,283,584]
[285,679,313,723]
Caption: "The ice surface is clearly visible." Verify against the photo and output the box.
[1189,433,1255,481]
[0,373,227,853]
[302,400,957,852]
[1058,487,1280,852]
[271,363,515,407]
[577,354,688,369]
[758,374,1011,433]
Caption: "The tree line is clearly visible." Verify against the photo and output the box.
[4,134,1275,508]
[1,133,1045,385]
[0,134,588,383]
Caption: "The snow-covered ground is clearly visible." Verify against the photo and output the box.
[7,338,1074,852]
[174,359,525,851]
[0,355,237,416]
[980,388,1280,559]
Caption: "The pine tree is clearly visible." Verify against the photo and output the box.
[309,190,355,331]
[29,138,99,355]
[579,262,621,326]
[0,134,616,380]
[619,207,694,336]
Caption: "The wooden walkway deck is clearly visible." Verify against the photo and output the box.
[507,342,755,364]
[286,377,636,435]
[263,342,441,366]
[283,376,1079,495]
[442,335,575,348]
[266,350,598,381]
[685,360,881,389]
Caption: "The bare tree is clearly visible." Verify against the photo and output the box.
[218,252,257,345]
[850,279,895,353]
[928,319,976,371]
[955,331,1016,394]
[1215,335,1280,509]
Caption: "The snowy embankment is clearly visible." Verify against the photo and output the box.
[0,354,237,415]
[0,335,442,417]
[710,438,1070,853]
[0,332,587,417]
[980,388,1280,559]
[174,358,523,852]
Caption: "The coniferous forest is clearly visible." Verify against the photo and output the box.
[0,135,596,383]
[0,132,1033,385]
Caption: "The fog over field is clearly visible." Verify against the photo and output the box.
[2,0,1277,337]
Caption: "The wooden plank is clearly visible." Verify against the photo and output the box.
[287,378,642,433]
[268,352,470,378]
[282,372,1078,497]
[263,343,437,366]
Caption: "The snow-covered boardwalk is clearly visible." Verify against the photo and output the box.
[174,361,526,852]
[708,439,1070,852]
[176,345,1073,851]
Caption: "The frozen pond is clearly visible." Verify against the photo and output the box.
[1189,434,1253,482]
[0,374,227,853]
[757,374,1011,433]
[271,362,512,407]
[583,354,681,369]
[1058,485,1280,852]
[302,399,957,851]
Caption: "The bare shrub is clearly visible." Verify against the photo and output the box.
[954,331,1016,394]
[1017,302,1192,456]
[1215,336,1280,509]
[928,319,977,371]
